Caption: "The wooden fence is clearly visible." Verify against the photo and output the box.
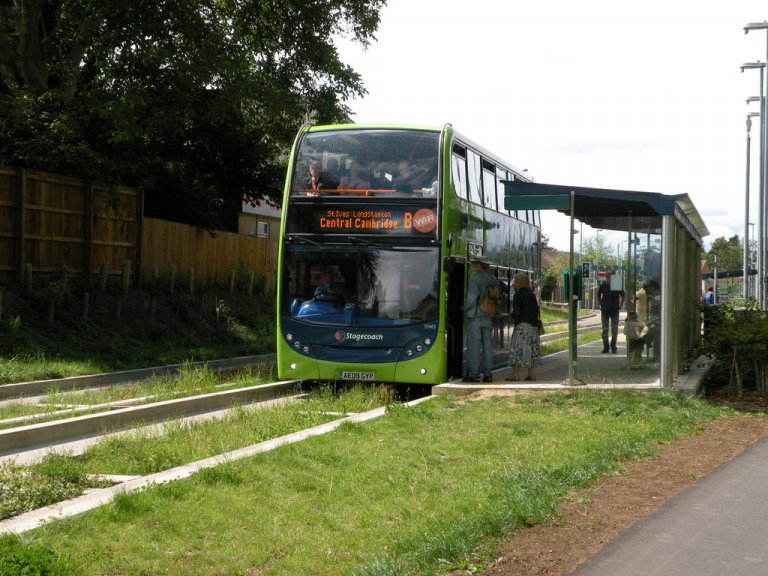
[0,168,277,295]
[141,218,277,294]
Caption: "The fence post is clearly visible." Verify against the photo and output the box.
[25,263,33,293]
[122,260,131,293]
[99,260,109,292]
[16,169,27,287]
[84,181,94,288]
[82,292,89,322]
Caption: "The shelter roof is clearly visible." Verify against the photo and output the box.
[503,181,709,246]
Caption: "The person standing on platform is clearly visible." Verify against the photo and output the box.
[598,270,625,354]
[463,256,498,383]
[505,272,542,382]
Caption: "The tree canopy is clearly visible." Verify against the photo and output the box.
[705,235,743,273]
[0,0,384,230]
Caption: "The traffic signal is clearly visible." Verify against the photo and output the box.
[563,269,582,300]
[581,261,591,279]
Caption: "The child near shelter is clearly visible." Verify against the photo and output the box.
[623,311,646,366]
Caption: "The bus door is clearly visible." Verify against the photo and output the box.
[445,257,465,379]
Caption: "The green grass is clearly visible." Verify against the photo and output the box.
[0,384,394,520]
[76,383,394,476]
[3,389,735,576]
[540,303,592,324]
[0,353,106,385]
[40,363,270,407]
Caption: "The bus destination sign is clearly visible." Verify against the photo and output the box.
[314,207,438,236]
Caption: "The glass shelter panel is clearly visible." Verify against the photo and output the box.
[573,224,663,387]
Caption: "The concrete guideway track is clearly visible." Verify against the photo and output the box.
[0,379,301,460]
[0,353,280,462]
[0,354,276,401]
[0,396,435,535]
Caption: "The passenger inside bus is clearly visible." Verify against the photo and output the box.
[313,266,351,303]
[392,160,426,195]
[303,161,338,195]
[338,159,371,190]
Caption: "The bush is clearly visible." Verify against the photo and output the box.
[695,302,768,395]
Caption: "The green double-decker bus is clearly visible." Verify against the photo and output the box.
[277,124,541,385]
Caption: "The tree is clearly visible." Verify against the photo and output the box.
[580,237,613,269]
[0,0,385,230]
[540,250,571,302]
[705,235,743,274]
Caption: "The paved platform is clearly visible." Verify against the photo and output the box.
[571,437,768,576]
[433,333,706,396]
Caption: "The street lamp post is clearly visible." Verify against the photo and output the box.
[745,21,768,306]
[745,112,760,300]
[617,240,626,266]
[593,229,602,309]
[741,60,766,306]
[579,221,583,309]
[750,222,757,296]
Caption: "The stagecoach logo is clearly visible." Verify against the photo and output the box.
[334,331,384,342]
[412,209,437,234]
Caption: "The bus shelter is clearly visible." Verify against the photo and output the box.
[504,181,709,388]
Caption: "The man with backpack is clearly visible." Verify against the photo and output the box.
[463,256,499,383]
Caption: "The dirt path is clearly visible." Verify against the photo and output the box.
[471,394,768,575]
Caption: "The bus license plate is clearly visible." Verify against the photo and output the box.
[339,371,375,381]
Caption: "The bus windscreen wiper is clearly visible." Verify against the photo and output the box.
[347,236,376,246]
[285,234,320,245]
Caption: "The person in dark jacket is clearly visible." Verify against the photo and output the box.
[506,272,541,381]
[598,270,625,353]
[302,160,338,194]
[463,256,499,383]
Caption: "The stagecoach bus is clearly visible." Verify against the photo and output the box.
[277,123,541,385]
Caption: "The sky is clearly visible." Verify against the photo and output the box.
[336,1,768,252]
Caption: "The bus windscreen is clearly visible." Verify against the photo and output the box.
[290,129,440,197]
[282,245,440,326]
